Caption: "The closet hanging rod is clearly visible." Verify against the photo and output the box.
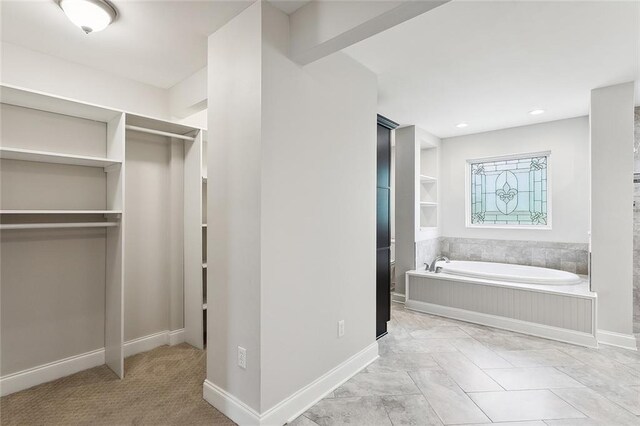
[0,222,119,230]
[125,125,196,141]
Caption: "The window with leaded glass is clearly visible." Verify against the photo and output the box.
[467,152,550,228]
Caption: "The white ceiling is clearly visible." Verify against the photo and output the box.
[344,0,640,138]
[0,0,255,89]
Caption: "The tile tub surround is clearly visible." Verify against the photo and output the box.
[440,237,589,275]
[290,305,640,426]
[415,237,440,271]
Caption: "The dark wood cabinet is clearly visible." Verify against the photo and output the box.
[376,115,398,339]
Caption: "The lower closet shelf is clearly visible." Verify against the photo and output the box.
[0,222,119,230]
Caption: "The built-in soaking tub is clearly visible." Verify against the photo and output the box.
[405,261,597,347]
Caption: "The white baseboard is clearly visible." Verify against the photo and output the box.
[203,380,261,425]
[124,328,186,357]
[406,299,598,348]
[391,292,406,304]
[203,341,379,426]
[169,328,186,345]
[0,348,105,397]
[1,328,187,397]
[597,329,638,351]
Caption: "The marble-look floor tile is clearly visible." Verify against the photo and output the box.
[626,362,640,373]
[365,352,440,373]
[431,352,502,392]
[588,385,640,415]
[543,419,615,425]
[304,396,392,426]
[333,371,420,397]
[484,367,585,390]
[558,346,627,370]
[410,326,470,339]
[409,369,490,425]
[380,394,443,426]
[551,387,640,426]
[497,349,584,367]
[468,390,586,422]
[449,338,513,369]
[464,422,546,426]
[594,345,640,365]
[459,322,515,339]
[476,334,556,352]
[557,364,640,387]
[288,415,320,426]
[391,338,458,354]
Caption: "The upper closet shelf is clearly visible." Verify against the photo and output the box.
[419,202,438,207]
[0,147,121,168]
[420,175,437,182]
[0,210,123,214]
[1,85,121,122]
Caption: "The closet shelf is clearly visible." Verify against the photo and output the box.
[0,147,122,168]
[202,303,207,310]
[202,263,207,268]
[420,175,437,182]
[419,202,438,207]
[0,210,123,215]
[202,224,207,228]
[202,176,207,183]
[0,222,119,230]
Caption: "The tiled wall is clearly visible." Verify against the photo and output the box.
[439,237,589,275]
[413,236,589,275]
[415,238,440,271]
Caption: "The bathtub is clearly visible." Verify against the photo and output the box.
[405,260,597,347]
[434,260,583,286]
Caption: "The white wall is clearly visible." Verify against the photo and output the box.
[207,1,263,410]
[590,82,635,341]
[440,117,590,243]
[1,42,170,119]
[207,0,377,418]
[260,3,377,411]
[174,109,208,129]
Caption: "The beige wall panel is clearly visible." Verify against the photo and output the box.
[1,104,106,157]
[0,160,106,210]
[124,131,183,341]
[1,229,106,375]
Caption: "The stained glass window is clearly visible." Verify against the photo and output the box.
[469,153,549,226]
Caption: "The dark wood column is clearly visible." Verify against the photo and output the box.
[376,114,398,339]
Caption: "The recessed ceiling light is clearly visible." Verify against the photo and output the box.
[57,0,118,34]
[456,123,468,128]
[529,109,545,115]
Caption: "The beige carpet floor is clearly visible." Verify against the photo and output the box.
[0,343,235,425]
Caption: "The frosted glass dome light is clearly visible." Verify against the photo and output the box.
[58,0,118,34]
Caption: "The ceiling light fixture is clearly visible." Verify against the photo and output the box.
[57,0,118,34]
[529,109,545,115]
[456,123,468,128]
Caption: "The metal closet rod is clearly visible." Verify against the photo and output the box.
[125,125,196,141]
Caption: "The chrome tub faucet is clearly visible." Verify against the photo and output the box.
[428,256,450,272]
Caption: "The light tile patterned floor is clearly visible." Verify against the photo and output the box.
[290,304,640,426]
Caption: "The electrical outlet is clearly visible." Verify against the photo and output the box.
[338,320,345,338]
[238,346,247,369]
